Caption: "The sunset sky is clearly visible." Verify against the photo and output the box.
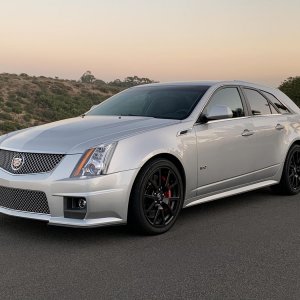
[1,0,300,87]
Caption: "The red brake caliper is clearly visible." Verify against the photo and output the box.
[165,189,172,198]
[162,176,172,198]
[162,177,172,216]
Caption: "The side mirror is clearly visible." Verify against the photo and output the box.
[199,105,233,123]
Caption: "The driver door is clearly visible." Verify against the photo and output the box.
[194,86,256,196]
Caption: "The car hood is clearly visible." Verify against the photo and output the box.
[0,116,179,154]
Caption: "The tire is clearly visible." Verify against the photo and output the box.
[271,144,300,195]
[128,158,184,235]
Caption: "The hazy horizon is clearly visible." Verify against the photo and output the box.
[1,0,300,87]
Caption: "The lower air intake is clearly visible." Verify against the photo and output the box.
[0,186,50,214]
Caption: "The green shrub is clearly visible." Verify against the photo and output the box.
[2,106,12,113]
[0,121,19,132]
[0,112,13,120]
[23,114,32,122]
[11,106,22,114]
[16,90,29,98]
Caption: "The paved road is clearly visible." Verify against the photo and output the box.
[0,188,300,299]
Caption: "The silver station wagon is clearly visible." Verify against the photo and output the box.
[0,81,300,234]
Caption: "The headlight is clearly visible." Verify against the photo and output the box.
[71,142,117,178]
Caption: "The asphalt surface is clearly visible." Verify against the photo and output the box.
[0,188,300,300]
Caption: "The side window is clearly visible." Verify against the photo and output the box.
[261,91,290,114]
[244,88,272,115]
[203,87,245,118]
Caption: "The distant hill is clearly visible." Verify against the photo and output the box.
[0,73,156,135]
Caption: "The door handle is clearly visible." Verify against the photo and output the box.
[241,129,254,137]
[275,124,284,130]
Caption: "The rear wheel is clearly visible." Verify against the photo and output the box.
[129,158,184,234]
[271,145,300,195]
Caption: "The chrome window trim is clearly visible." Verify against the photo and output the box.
[250,113,282,117]
[194,113,284,127]
[194,116,251,126]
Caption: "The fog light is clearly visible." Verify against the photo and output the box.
[78,198,87,209]
[64,197,87,219]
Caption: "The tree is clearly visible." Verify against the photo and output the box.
[108,79,122,86]
[80,71,96,83]
[94,79,106,85]
[124,75,156,86]
[279,76,300,106]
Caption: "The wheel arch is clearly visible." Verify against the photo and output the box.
[272,138,300,195]
[278,139,300,181]
[127,153,186,216]
[285,139,300,159]
[290,139,300,146]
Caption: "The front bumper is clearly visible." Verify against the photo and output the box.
[0,153,139,227]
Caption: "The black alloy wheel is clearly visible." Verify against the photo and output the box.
[129,158,184,234]
[271,144,300,195]
[288,148,300,191]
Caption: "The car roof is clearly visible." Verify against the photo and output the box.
[141,81,219,87]
[135,80,275,91]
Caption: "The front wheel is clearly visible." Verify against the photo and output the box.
[129,158,184,235]
[271,144,300,195]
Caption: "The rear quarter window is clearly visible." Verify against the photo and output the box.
[261,91,290,114]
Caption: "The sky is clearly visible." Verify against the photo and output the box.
[1,0,300,87]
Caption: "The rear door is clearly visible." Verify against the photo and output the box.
[241,87,287,178]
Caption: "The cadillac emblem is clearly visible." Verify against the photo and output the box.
[11,153,25,171]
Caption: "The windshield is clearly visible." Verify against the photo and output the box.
[87,85,210,120]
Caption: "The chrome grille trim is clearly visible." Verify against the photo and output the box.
[0,149,65,174]
[0,186,50,214]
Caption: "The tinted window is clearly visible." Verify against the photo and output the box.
[87,86,210,120]
[261,91,290,114]
[244,89,271,115]
[203,87,245,118]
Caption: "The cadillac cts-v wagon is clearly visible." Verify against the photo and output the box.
[0,81,299,234]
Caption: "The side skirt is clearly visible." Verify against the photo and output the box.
[184,180,278,208]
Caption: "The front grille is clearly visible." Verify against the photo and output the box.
[0,186,50,214]
[0,149,65,174]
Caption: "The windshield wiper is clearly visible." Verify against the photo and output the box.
[119,114,145,117]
